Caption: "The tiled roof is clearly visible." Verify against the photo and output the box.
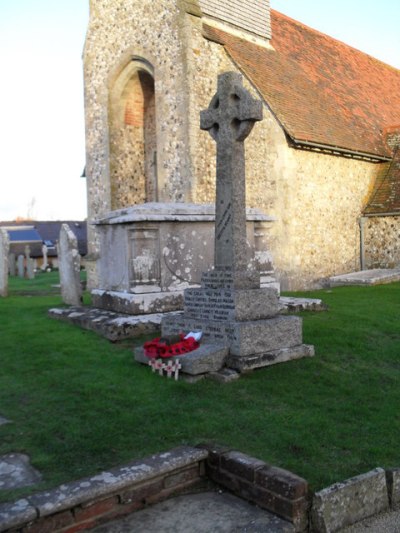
[0,221,87,257]
[8,228,42,243]
[203,9,400,159]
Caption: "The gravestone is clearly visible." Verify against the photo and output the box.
[26,258,35,280]
[58,224,82,305]
[24,245,34,280]
[41,244,48,271]
[159,72,314,375]
[0,229,10,297]
[8,253,16,276]
[17,255,25,278]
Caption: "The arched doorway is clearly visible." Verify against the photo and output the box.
[109,58,157,209]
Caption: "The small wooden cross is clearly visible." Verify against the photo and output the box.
[173,360,182,381]
[165,360,174,378]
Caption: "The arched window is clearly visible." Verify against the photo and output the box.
[109,58,157,209]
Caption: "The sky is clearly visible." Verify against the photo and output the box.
[0,0,399,222]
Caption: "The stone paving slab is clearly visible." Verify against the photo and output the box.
[48,296,324,342]
[0,416,10,426]
[90,490,295,533]
[48,306,180,341]
[0,453,42,490]
[0,499,37,532]
[279,296,327,313]
[328,268,400,287]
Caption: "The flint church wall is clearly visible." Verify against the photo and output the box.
[184,15,378,290]
[364,216,400,269]
[83,0,193,286]
[84,3,381,291]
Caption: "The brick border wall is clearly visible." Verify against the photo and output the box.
[1,446,399,533]
[197,443,309,532]
[0,446,208,533]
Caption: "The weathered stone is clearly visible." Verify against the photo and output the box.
[200,71,262,288]
[17,254,24,278]
[0,453,42,489]
[23,245,34,279]
[41,243,49,271]
[365,216,400,270]
[279,296,328,314]
[91,288,184,315]
[207,368,240,383]
[227,344,315,371]
[58,223,82,305]
[0,499,37,531]
[0,228,9,297]
[26,257,35,280]
[311,468,389,532]
[162,315,303,356]
[48,307,178,341]
[328,268,400,287]
[386,468,400,508]
[28,446,207,517]
[184,287,279,322]
[229,316,303,356]
[135,344,228,375]
[92,203,274,315]
[8,252,16,276]
[0,415,10,426]
[180,374,206,383]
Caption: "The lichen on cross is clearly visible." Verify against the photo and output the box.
[200,72,263,286]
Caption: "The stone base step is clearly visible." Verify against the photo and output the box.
[227,344,315,371]
[48,306,179,341]
[279,296,327,313]
[48,295,326,342]
[134,344,228,375]
[328,268,400,287]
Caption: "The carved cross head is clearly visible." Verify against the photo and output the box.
[200,72,263,143]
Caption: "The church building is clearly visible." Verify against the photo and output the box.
[83,0,400,290]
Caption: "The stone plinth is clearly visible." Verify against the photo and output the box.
[161,313,312,372]
[184,287,279,322]
[135,344,228,375]
[91,289,184,315]
[93,202,275,315]
[227,345,315,372]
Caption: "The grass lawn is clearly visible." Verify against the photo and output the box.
[1,271,399,503]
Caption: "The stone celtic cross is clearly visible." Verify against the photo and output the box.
[200,72,262,283]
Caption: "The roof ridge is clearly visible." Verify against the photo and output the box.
[271,9,400,72]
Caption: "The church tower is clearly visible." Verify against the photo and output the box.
[83,0,272,287]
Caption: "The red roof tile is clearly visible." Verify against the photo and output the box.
[203,9,400,159]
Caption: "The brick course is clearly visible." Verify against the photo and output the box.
[197,443,309,532]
